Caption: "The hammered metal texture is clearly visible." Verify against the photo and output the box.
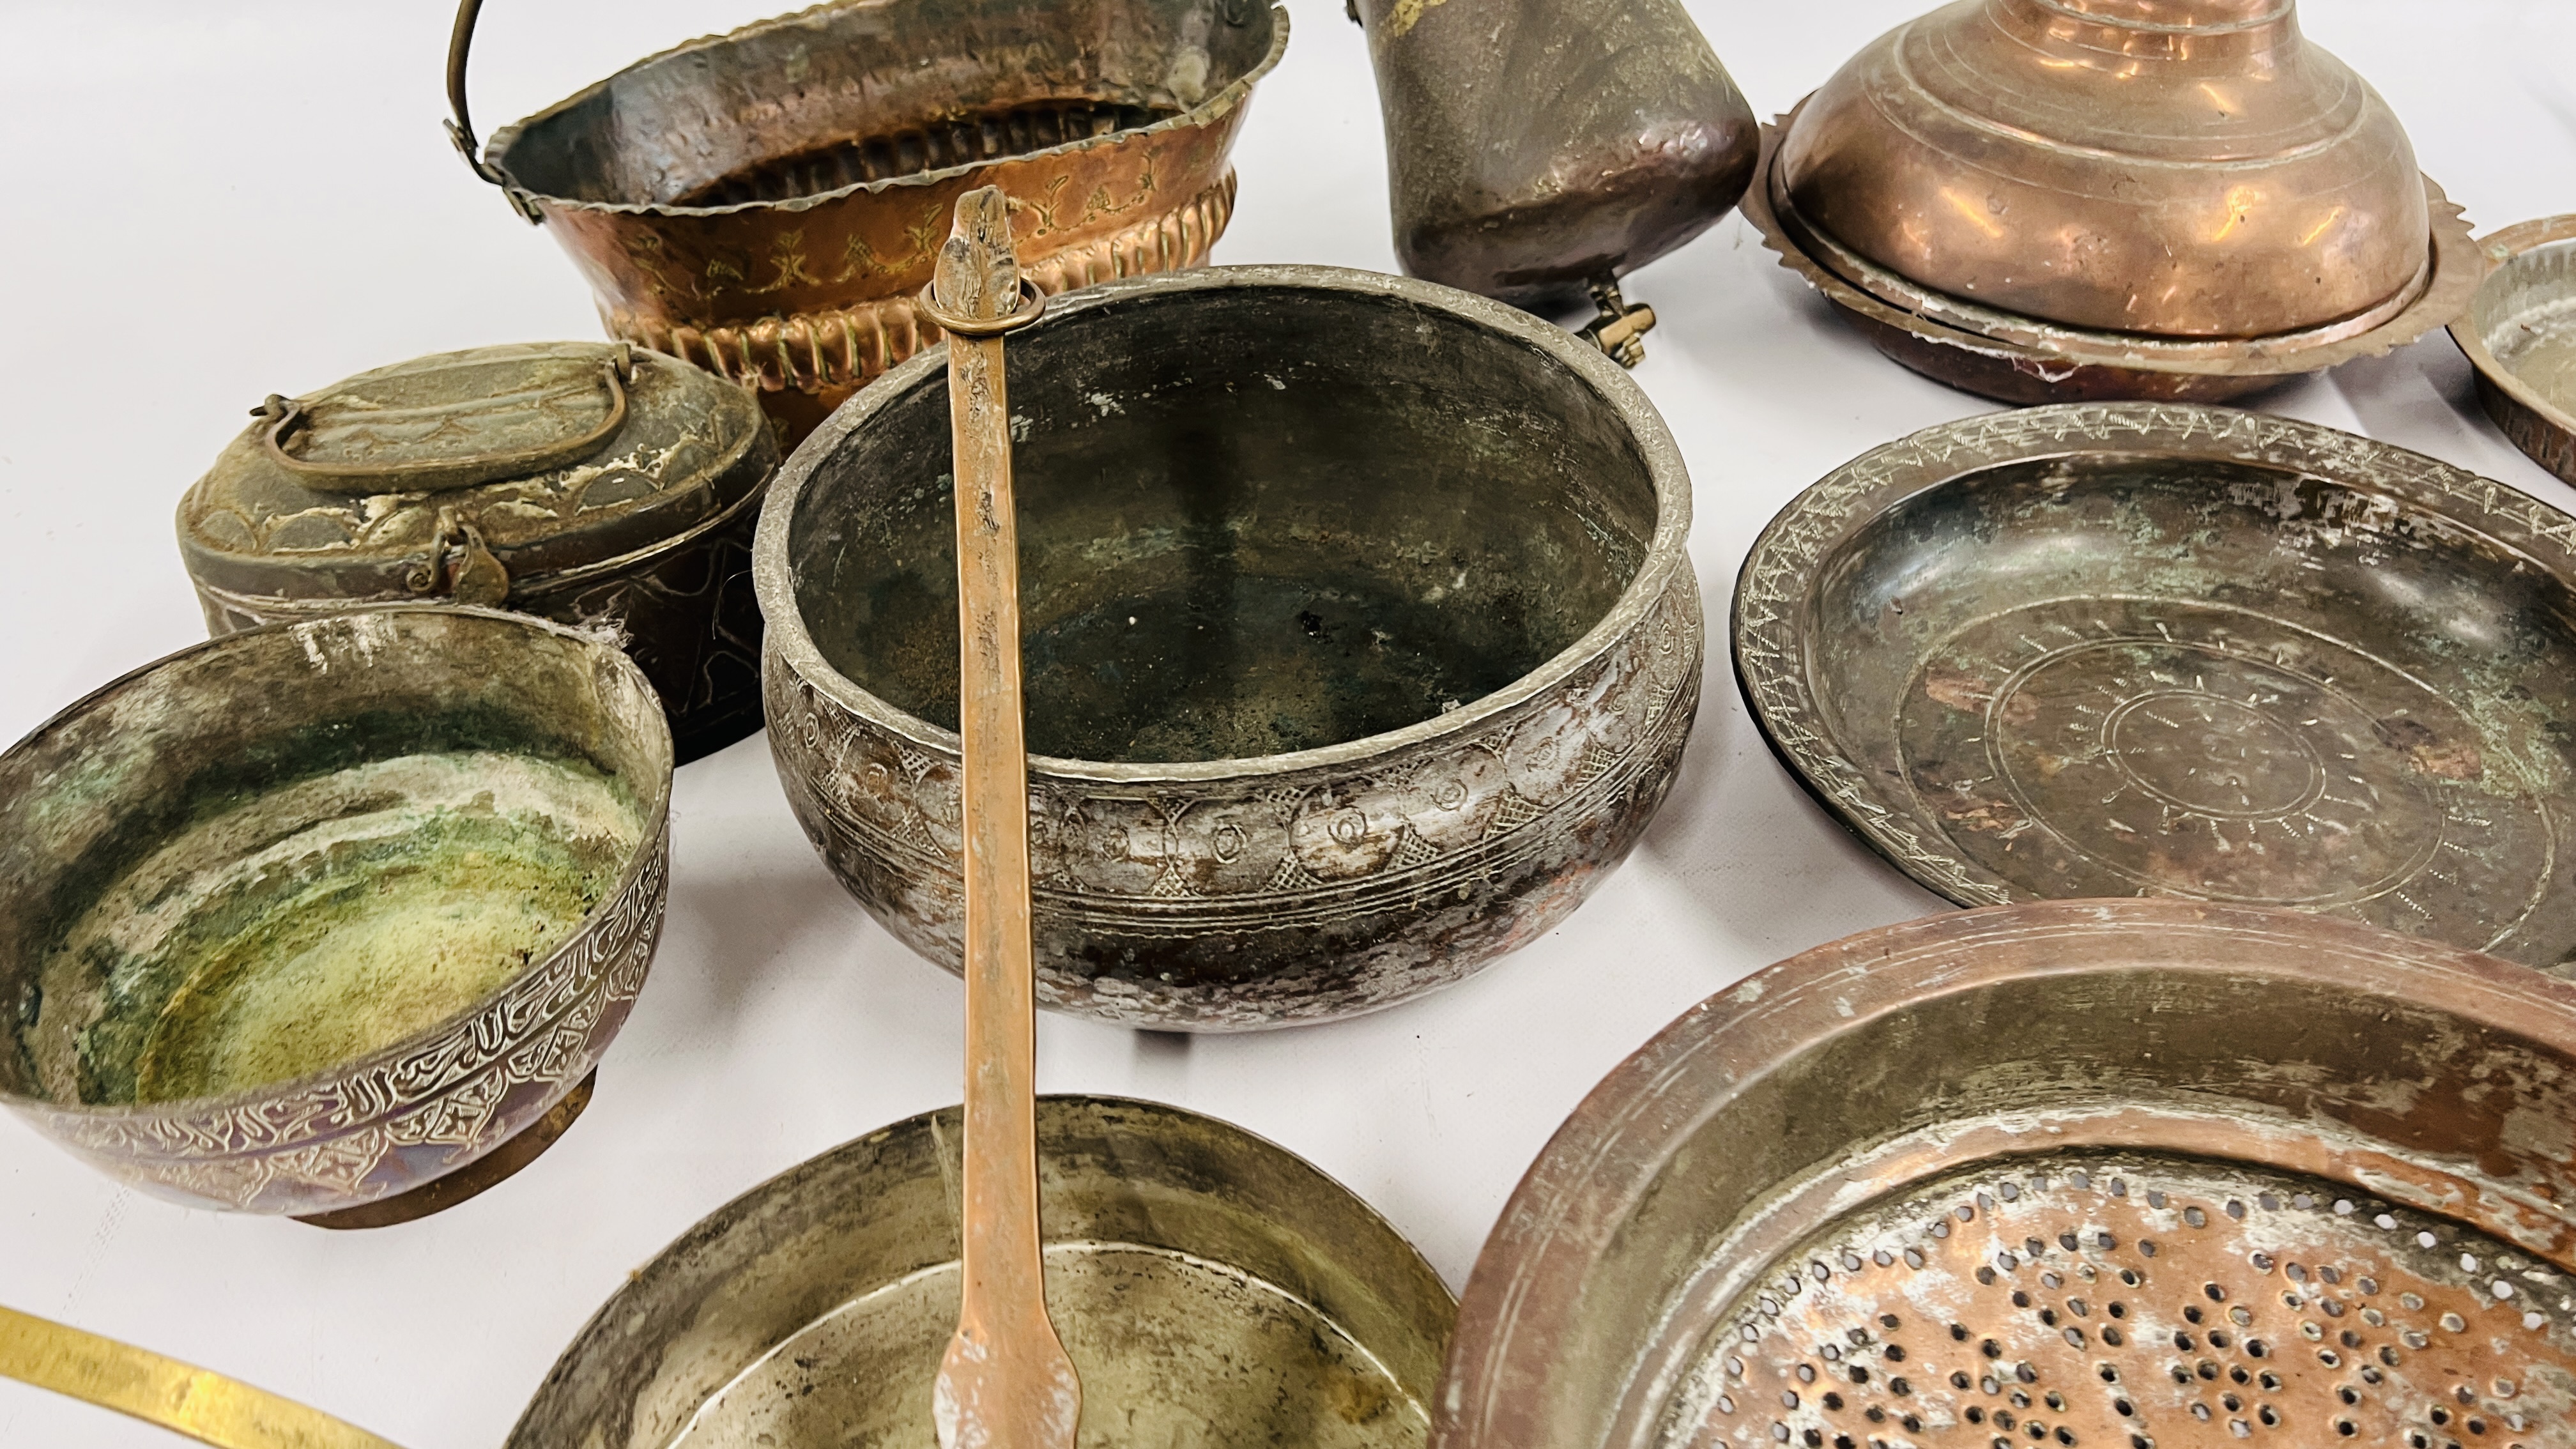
[1734,403,2576,968]
[0,610,671,1216]
[480,0,1284,418]
[758,265,1700,1029]
[1434,901,2576,1449]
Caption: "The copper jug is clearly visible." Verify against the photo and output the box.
[444,0,1285,443]
[1744,0,2480,402]
[1348,0,1756,364]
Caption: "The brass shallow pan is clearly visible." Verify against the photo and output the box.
[1436,899,2576,1449]
[2452,215,2576,487]
[1735,402,2576,969]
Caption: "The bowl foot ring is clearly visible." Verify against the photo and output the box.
[292,1071,597,1230]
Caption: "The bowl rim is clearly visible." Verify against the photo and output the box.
[753,261,1696,785]
[2448,213,2576,443]
[506,1091,1459,1446]
[484,0,1291,220]
[1430,898,2576,1449]
[0,604,675,1124]
[1729,399,2576,919]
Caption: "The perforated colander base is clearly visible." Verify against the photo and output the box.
[1678,1153,2576,1449]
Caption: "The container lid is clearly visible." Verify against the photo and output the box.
[180,342,774,608]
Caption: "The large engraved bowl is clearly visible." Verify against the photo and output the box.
[1777,0,2429,340]
[757,264,1700,1030]
[1735,403,2576,967]
[0,608,671,1218]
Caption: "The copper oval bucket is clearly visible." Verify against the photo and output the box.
[443,0,1287,441]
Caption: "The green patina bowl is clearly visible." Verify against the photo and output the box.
[0,606,671,1220]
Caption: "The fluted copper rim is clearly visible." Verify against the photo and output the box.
[1745,109,2485,381]
[482,2,1288,220]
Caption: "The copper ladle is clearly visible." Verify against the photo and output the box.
[917,186,1083,1449]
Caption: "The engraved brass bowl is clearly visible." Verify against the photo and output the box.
[2452,215,2576,487]
[509,1094,1454,1449]
[1436,899,2576,1449]
[1745,0,2481,403]
[450,0,1285,444]
[757,264,1701,1030]
[1734,403,2576,967]
[0,608,671,1222]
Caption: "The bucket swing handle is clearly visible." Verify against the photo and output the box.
[444,0,544,222]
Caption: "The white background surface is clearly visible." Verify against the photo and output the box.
[4,1,2576,1443]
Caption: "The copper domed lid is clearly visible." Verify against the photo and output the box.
[1776,0,2432,340]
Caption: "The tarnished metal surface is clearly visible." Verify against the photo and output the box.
[1434,900,2576,1449]
[2453,215,2576,487]
[180,342,779,762]
[1743,119,2485,405]
[756,264,1700,1029]
[1347,0,1754,319]
[1778,0,2431,340]
[1734,403,2576,967]
[0,608,671,1218]
[508,1095,1455,1449]
[453,0,1284,440]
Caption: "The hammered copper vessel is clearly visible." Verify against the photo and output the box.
[0,608,671,1223]
[758,264,1701,1031]
[1745,0,2480,402]
[2452,215,2576,487]
[1347,0,1755,365]
[445,0,1285,443]
[1736,404,2576,969]
[1438,900,2576,1449]
[510,1096,1454,1449]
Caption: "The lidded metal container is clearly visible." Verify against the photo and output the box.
[178,342,779,762]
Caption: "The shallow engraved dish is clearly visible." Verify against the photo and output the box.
[758,264,1701,1029]
[2453,215,2576,487]
[509,1095,1453,1449]
[1435,900,2576,1449]
[1734,403,2576,967]
[0,608,671,1220]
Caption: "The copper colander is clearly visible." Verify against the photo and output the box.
[1434,901,2576,1449]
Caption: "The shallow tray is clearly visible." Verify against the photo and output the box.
[510,1094,1453,1448]
[1735,403,2576,967]
[1435,900,2576,1449]
[2453,215,2576,486]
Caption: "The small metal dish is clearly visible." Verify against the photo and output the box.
[759,264,1701,1029]
[2453,215,2576,487]
[1742,116,2484,405]
[509,1094,1454,1448]
[1436,899,2576,1449]
[0,608,671,1223]
[1735,402,2576,967]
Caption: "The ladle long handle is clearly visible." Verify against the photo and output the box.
[925,187,1079,1449]
[0,1305,405,1449]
